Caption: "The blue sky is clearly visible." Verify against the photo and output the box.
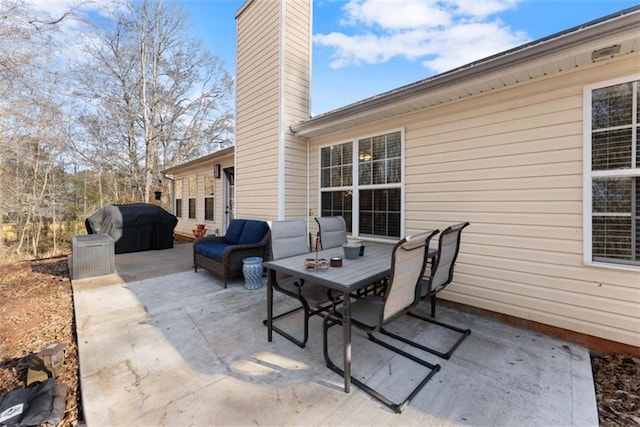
[176,0,639,115]
[28,0,640,115]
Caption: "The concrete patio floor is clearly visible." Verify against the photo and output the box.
[72,243,598,426]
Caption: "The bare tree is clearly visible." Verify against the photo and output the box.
[0,0,72,257]
[74,0,233,204]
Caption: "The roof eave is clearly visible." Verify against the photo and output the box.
[162,146,235,174]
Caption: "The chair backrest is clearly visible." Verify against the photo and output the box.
[268,219,309,260]
[382,230,439,324]
[315,216,347,249]
[423,222,470,297]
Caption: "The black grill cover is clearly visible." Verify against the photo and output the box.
[85,203,178,254]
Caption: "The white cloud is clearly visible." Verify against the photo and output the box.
[421,20,528,72]
[342,0,452,29]
[449,0,521,19]
[315,0,529,72]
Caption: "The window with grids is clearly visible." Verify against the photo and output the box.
[175,179,183,218]
[586,78,639,267]
[203,171,214,221]
[320,131,402,238]
[188,176,196,220]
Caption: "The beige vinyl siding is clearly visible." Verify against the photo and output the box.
[282,0,311,124]
[283,134,308,219]
[235,0,310,221]
[236,0,280,220]
[306,54,640,346]
[169,154,233,237]
[282,0,311,219]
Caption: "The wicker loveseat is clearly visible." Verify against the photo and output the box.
[193,219,270,287]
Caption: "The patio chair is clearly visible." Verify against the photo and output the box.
[265,219,336,348]
[314,216,347,249]
[316,215,385,296]
[322,230,441,414]
[400,222,471,359]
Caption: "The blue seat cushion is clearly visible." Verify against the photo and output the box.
[224,220,246,244]
[194,242,229,262]
[239,220,268,245]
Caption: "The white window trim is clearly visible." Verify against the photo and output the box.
[318,127,405,240]
[582,74,640,271]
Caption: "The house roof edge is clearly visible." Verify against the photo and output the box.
[291,5,640,138]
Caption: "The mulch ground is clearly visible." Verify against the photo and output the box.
[0,254,638,426]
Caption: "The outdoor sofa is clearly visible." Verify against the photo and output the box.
[193,219,269,287]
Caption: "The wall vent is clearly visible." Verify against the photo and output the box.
[591,44,621,62]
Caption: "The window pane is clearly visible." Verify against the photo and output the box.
[321,168,330,188]
[592,216,632,260]
[373,161,386,184]
[592,82,633,129]
[175,199,182,218]
[331,144,344,165]
[592,177,638,263]
[637,86,640,123]
[360,190,372,210]
[592,178,631,214]
[374,189,387,211]
[320,190,353,232]
[342,165,353,186]
[374,213,387,235]
[592,128,632,170]
[332,166,342,187]
[359,162,371,185]
[359,211,372,235]
[388,188,401,211]
[387,132,401,157]
[321,147,331,168]
[637,126,640,167]
[388,213,401,238]
[189,176,196,198]
[372,135,385,160]
[204,171,214,195]
[359,139,372,163]
[175,179,183,198]
[343,142,353,164]
[204,198,214,221]
[188,198,196,219]
[322,142,353,188]
[332,191,344,210]
[203,171,214,222]
[387,158,401,183]
[359,189,400,238]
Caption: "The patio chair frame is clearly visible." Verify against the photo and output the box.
[314,216,348,250]
[322,230,441,414]
[264,219,337,348]
[387,222,471,359]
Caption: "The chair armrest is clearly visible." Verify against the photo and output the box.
[222,240,268,258]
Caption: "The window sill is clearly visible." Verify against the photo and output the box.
[584,261,640,273]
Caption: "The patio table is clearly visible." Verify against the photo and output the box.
[264,241,397,393]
